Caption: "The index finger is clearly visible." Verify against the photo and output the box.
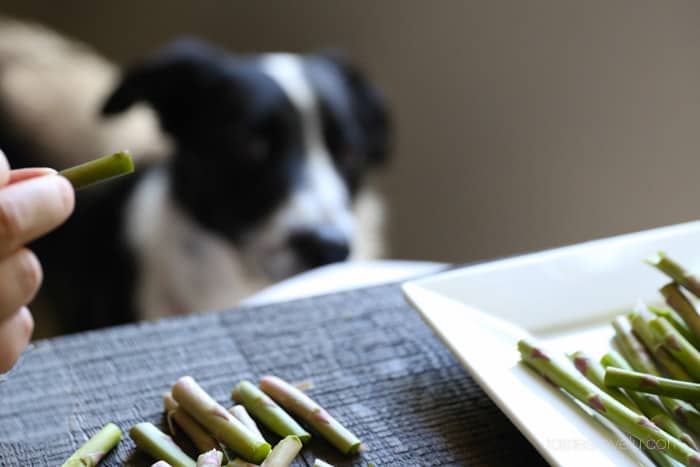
[0,149,9,188]
[0,174,74,258]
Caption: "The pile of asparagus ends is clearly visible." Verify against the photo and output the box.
[60,375,355,467]
[520,252,700,466]
[131,375,360,467]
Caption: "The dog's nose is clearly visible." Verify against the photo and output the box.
[290,227,350,268]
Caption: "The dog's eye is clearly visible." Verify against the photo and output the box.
[245,137,269,164]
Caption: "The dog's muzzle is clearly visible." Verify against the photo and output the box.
[289,226,350,269]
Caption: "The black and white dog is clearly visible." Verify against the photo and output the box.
[0,21,389,332]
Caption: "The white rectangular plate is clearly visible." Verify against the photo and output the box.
[402,221,700,467]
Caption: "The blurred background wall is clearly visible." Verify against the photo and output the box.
[2,0,700,263]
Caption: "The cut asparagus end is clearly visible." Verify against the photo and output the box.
[129,422,196,467]
[232,380,310,443]
[229,405,266,443]
[59,151,134,190]
[196,449,223,467]
[172,376,270,464]
[312,459,335,467]
[61,422,122,467]
[260,436,302,467]
[259,375,361,455]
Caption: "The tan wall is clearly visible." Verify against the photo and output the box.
[3,1,700,263]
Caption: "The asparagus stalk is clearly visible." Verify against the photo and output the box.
[649,318,700,381]
[569,351,638,412]
[613,316,660,375]
[606,368,700,403]
[129,422,196,467]
[312,460,334,467]
[228,405,266,442]
[649,306,700,350]
[601,351,698,449]
[259,376,361,455]
[630,307,693,381]
[570,351,687,463]
[171,376,270,463]
[59,151,134,190]
[647,253,700,300]
[151,462,173,467]
[62,423,122,467]
[196,450,223,467]
[232,381,310,443]
[661,283,700,346]
[519,339,700,465]
[260,436,302,467]
[164,392,220,454]
[671,399,700,436]
[226,460,259,467]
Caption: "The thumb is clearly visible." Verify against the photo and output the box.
[8,168,57,185]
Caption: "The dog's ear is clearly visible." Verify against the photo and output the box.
[317,50,391,167]
[102,38,231,136]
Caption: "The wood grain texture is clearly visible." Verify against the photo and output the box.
[0,284,544,466]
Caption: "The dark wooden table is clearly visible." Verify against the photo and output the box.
[0,283,544,466]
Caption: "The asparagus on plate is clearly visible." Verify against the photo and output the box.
[519,338,700,465]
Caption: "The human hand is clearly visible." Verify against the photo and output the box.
[0,148,74,373]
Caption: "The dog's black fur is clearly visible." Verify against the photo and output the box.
[1,39,389,333]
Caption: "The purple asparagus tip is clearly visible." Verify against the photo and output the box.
[637,417,659,431]
[666,335,682,352]
[530,347,550,361]
[311,408,332,424]
[587,395,606,412]
[675,407,688,424]
[573,356,589,374]
[211,405,232,421]
[640,375,661,387]
[689,454,700,466]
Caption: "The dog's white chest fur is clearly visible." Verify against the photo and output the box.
[125,170,269,320]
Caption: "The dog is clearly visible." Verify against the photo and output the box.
[0,19,390,333]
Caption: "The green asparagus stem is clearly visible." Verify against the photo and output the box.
[519,339,700,465]
[649,306,700,350]
[613,316,660,375]
[232,381,310,443]
[312,460,334,467]
[649,318,700,381]
[569,351,638,412]
[151,462,173,467]
[171,376,270,463]
[228,405,266,442]
[571,351,688,463]
[129,422,196,467]
[601,351,698,449]
[260,436,302,467]
[226,460,259,467]
[601,350,630,370]
[669,399,700,436]
[606,368,700,402]
[196,450,223,467]
[59,151,134,190]
[164,392,220,454]
[646,252,700,300]
[661,283,700,346]
[630,307,692,381]
[62,423,122,467]
[259,376,361,455]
